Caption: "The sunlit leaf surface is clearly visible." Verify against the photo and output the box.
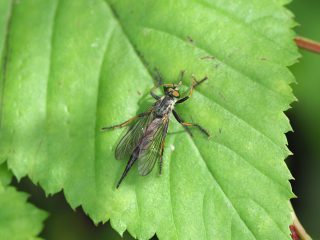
[0,0,299,239]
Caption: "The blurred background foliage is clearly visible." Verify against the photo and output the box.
[12,0,319,239]
[287,0,320,238]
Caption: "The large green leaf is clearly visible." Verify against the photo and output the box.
[0,0,299,239]
[0,165,47,240]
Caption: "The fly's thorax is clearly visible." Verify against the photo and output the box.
[154,96,176,117]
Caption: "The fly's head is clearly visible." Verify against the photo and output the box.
[164,81,182,99]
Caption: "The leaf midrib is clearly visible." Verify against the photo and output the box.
[0,0,13,128]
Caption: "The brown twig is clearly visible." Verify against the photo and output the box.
[295,36,320,54]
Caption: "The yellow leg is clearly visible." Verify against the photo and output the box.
[101,112,149,131]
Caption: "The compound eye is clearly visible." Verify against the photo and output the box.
[172,90,180,97]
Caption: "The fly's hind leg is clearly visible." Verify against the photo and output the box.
[101,112,149,131]
[173,110,210,138]
[159,121,169,174]
[172,110,193,136]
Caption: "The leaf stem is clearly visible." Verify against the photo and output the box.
[291,212,312,240]
[295,36,320,54]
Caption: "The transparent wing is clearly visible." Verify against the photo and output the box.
[115,111,153,160]
[138,118,169,176]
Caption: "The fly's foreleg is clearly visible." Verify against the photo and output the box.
[151,70,186,100]
[172,110,210,138]
[150,68,163,100]
[101,112,148,131]
[155,68,163,86]
[176,70,185,84]
[192,75,208,88]
[150,86,161,100]
[176,75,208,104]
[150,83,182,100]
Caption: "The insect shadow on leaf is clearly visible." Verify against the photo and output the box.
[101,70,210,188]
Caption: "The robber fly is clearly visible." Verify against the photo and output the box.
[101,71,210,188]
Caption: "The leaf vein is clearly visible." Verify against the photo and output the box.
[202,187,209,240]
[194,87,288,157]
[105,1,155,81]
[41,0,60,182]
[0,0,14,127]
[134,184,142,238]
[93,19,116,193]
[187,135,257,239]
[193,0,294,55]
[141,25,288,100]
[251,198,289,237]
[168,135,180,240]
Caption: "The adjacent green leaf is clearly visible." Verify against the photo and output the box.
[0,165,47,240]
[0,0,299,239]
[0,164,11,186]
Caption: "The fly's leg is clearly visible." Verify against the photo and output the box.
[159,143,165,174]
[155,68,163,86]
[150,83,180,100]
[176,70,185,85]
[101,112,149,131]
[150,68,163,100]
[172,110,193,136]
[159,120,169,174]
[151,69,186,100]
[181,122,210,138]
[176,75,208,104]
[150,86,161,100]
[192,75,208,88]
[172,110,210,138]
[151,82,182,99]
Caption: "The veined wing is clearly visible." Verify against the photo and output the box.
[138,117,169,176]
[115,111,154,160]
